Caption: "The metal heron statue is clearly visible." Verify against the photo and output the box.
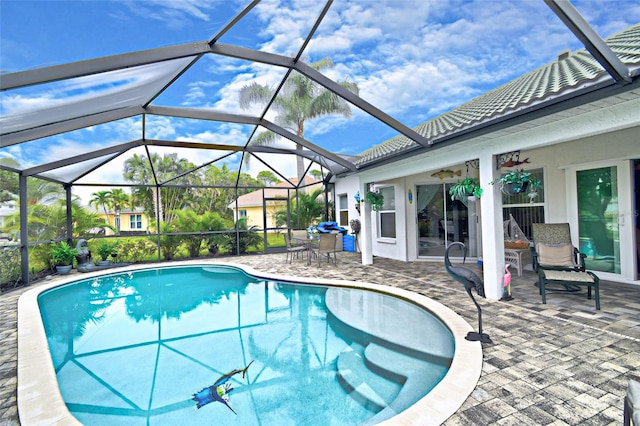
[444,242,492,343]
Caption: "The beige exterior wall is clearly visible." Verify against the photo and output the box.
[97,211,150,236]
[236,200,287,229]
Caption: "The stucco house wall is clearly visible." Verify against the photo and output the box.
[334,94,640,299]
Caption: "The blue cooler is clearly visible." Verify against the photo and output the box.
[343,235,355,252]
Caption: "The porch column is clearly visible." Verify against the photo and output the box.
[478,152,505,301]
[360,182,373,265]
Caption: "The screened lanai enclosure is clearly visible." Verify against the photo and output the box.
[1,0,637,288]
[1,0,424,287]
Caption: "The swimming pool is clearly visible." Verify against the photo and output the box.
[18,261,483,425]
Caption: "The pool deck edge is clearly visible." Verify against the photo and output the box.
[17,260,483,426]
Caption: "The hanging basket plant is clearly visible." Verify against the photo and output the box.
[364,190,384,211]
[449,177,483,201]
[491,169,541,199]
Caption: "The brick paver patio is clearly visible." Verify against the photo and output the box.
[1,252,639,425]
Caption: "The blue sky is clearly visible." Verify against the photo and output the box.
[1,0,639,202]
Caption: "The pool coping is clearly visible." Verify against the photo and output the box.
[17,260,483,426]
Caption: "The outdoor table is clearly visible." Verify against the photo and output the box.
[504,247,532,277]
[293,236,319,265]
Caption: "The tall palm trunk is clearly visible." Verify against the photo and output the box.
[152,187,164,223]
[296,119,305,182]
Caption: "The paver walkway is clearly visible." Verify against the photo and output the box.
[1,252,639,425]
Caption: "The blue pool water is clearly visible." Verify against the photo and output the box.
[38,265,454,425]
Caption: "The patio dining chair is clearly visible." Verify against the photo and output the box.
[284,233,308,264]
[531,223,600,310]
[313,233,338,266]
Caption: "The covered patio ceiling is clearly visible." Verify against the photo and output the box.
[0,0,636,193]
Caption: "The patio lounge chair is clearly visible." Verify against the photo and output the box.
[531,223,600,310]
[284,233,308,264]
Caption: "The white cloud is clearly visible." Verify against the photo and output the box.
[4,0,638,195]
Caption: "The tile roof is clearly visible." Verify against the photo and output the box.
[355,23,640,167]
[229,177,321,208]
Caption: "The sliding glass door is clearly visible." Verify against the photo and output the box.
[572,159,638,281]
[416,184,478,258]
[576,166,621,273]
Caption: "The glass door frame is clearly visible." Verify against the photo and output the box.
[263,196,290,254]
[567,159,637,282]
[415,183,480,260]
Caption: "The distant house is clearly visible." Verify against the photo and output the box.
[228,177,321,230]
[95,207,150,236]
[0,202,17,240]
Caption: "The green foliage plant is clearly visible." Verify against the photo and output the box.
[155,222,182,261]
[96,240,118,262]
[491,169,542,197]
[116,238,156,263]
[274,188,325,229]
[0,246,20,287]
[449,177,483,200]
[364,190,384,212]
[49,241,78,266]
[201,212,229,255]
[171,210,230,258]
[222,218,262,255]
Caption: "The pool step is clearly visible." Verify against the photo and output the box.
[336,343,401,412]
[364,343,448,422]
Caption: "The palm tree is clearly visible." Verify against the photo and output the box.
[107,189,129,234]
[0,158,20,203]
[275,188,325,229]
[26,177,64,206]
[89,190,112,224]
[4,199,110,242]
[108,188,130,211]
[123,153,161,221]
[123,153,197,223]
[239,58,359,180]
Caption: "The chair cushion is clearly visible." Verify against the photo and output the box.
[542,270,594,283]
[536,243,575,267]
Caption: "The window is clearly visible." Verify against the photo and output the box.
[502,168,544,240]
[338,194,348,226]
[130,214,142,229]
[239,210,247,218]
[378,186,396,239]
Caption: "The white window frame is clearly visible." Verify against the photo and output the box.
[377,186,396,242]
[501,168,545,241]
[338,194,349,227]
[130,214,142,229]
